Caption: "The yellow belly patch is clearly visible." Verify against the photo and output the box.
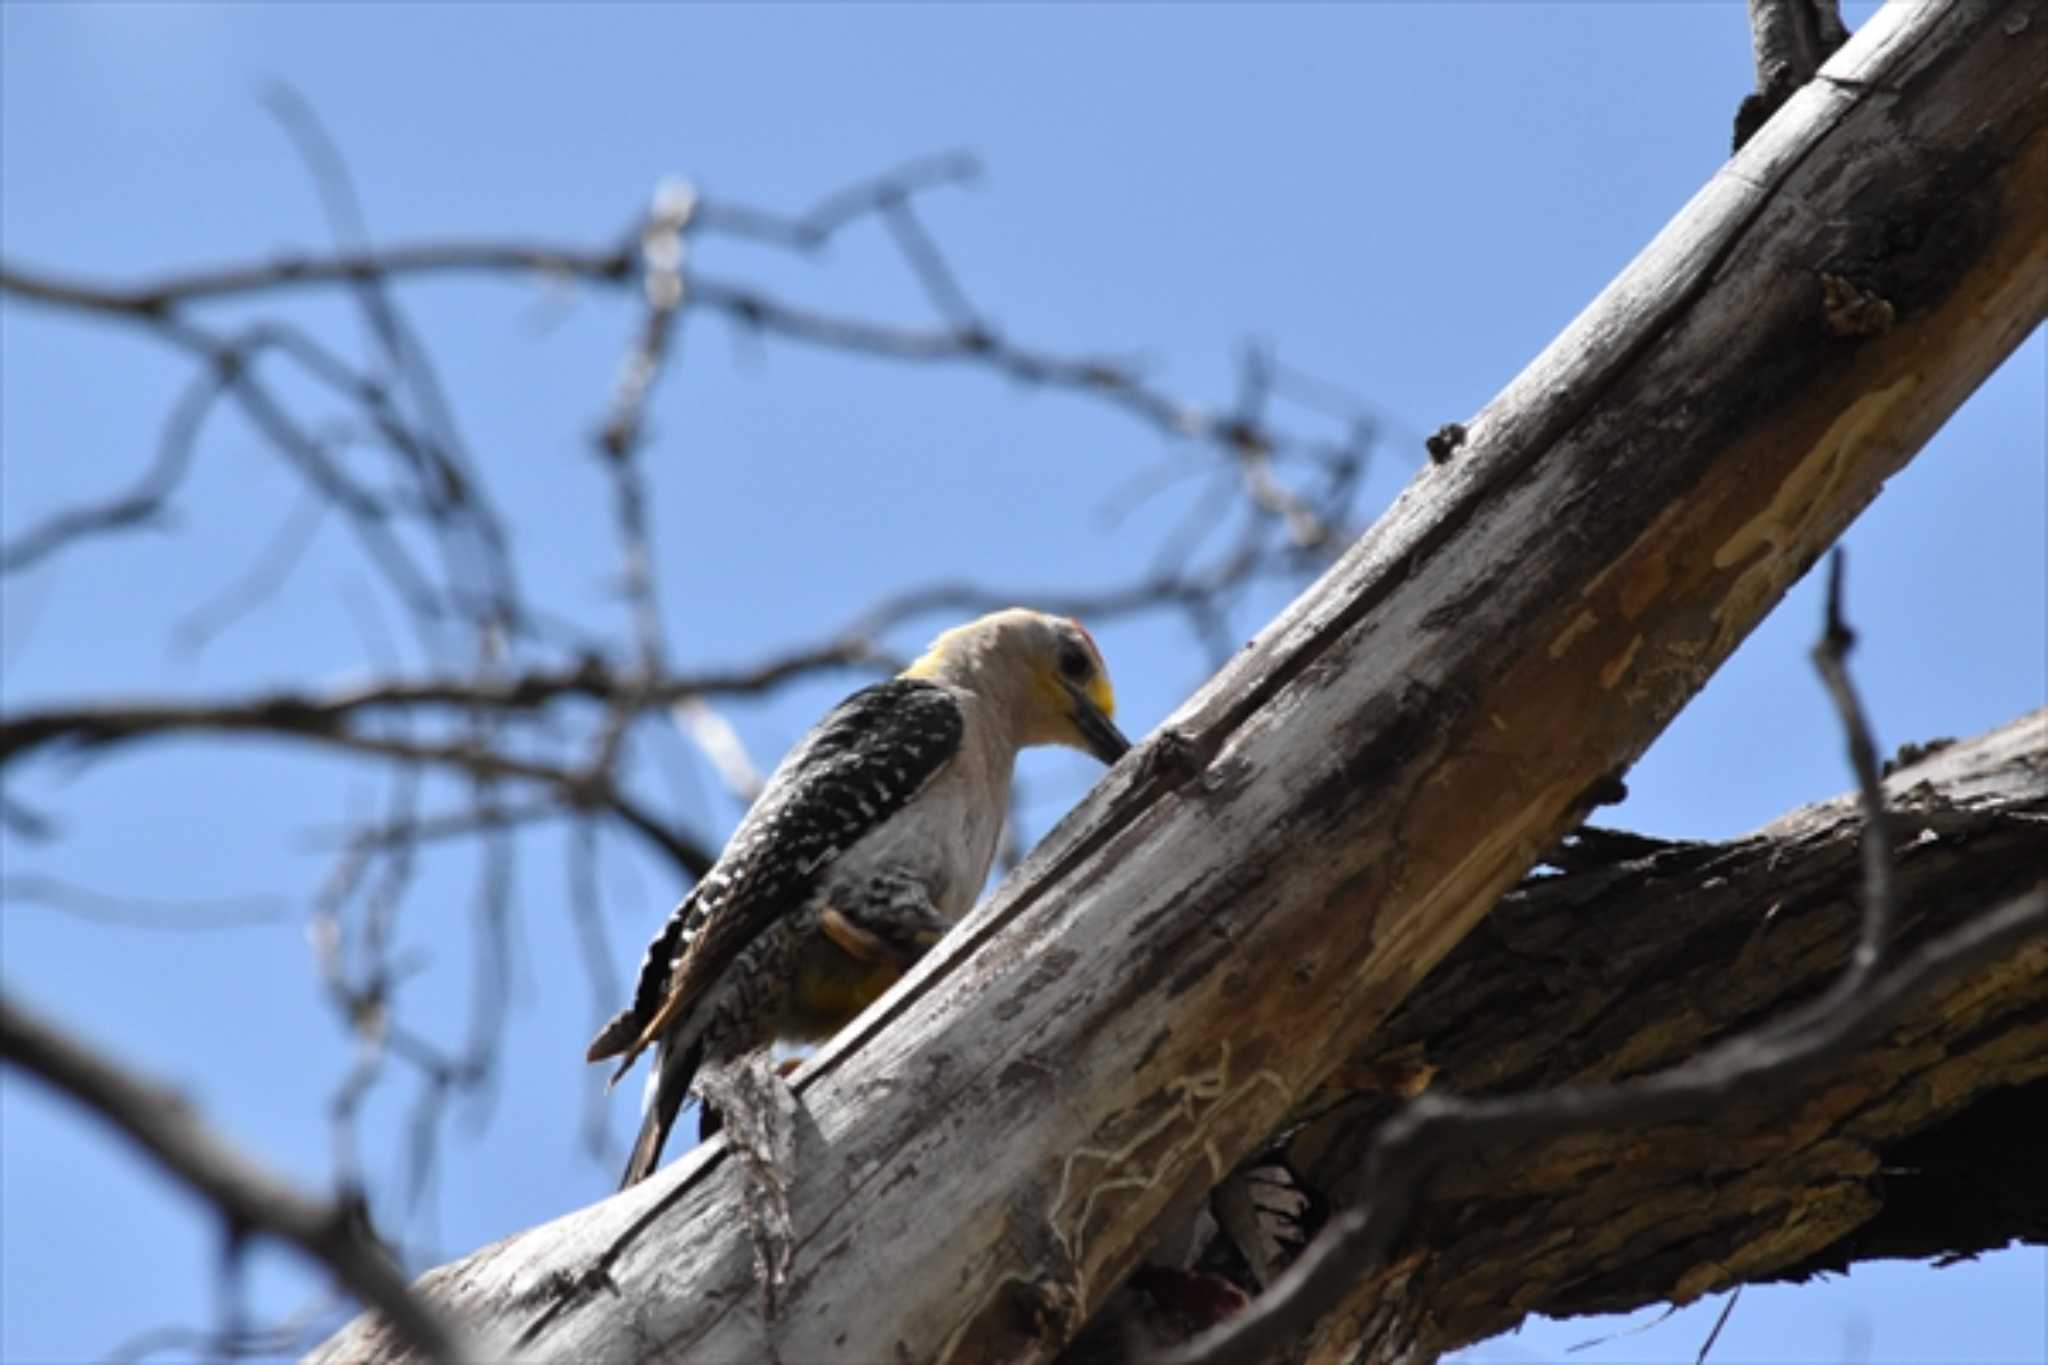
[784,937,905,1042]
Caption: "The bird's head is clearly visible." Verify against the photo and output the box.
[903,608,1129,764]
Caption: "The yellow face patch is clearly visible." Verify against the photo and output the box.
[1083,671,1116,720]
[1034,662,1115,730]
[1059,617,1115,717]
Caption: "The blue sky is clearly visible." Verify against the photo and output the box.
[2,4,2042,1363]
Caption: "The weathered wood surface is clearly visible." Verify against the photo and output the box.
[1268,710,2048,1365]
[311,2,2047,1360]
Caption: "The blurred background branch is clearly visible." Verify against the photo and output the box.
[1,123,1382,1357]
[3,6,2040,1359]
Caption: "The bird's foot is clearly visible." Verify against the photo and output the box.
[822,870,954,967]
[696,1050,800,1317]
[820,900,948,967]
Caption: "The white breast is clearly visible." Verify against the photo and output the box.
[830,694,1015,921]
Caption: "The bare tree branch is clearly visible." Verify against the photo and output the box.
[170,489,332,655]
[1150,551,2028,1365]
[0,150,984,320]
[693,149,981,248]
[0,991,466,1365]
[1807,550,1894,997]
[0,690,712,875]
[597,179,697,471]
[0,135,1383,1302]
[1236,705,2046,1365]
[1152,884,2047,1365]
[2,873,289,930]
[1,149,1370,598]
[289,10,2046,1357]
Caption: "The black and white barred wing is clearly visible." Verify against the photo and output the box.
[584,677,964,1073]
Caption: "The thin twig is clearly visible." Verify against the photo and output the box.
[263,84,523,640]
[3,169,1369,588]
[695,149,980,247]
[0,690,711,873]
[882,195,981,328]
[0,152,977,312]
[597,178,698,470]
[1,991,467,1365]
[0,359,219,572]
[299,798,563,851]
[171,490,332,655]
[1808,550,1893,996]
[0,138,1383,1311]
[1696,1286,1741,1364]
[2,874,288,930]
[1152,886,2048,1365]
[1153,551,2046,1365]
[569,819,625,1162]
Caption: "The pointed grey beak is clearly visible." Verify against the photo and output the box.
[1068,688,1131,765]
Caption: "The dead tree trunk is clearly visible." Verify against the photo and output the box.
[310,3,2046,1360]
[1264,709,2048,1364]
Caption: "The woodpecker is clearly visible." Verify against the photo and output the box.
[588,608,1129,1190]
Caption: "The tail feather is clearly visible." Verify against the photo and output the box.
[619,1037,702,1189]
[586,1006,642,1064]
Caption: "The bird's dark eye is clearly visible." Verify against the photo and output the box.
[1057,642,1092,682]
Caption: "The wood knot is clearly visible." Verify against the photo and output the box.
[1884,735,1957,776]
[1008,1274,1082,1344]
[1574,769,1631,813]
[1820,272,1895,337]
[1135,727,1215,793]
[1425,421,1468,463]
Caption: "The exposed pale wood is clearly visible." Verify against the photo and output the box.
[309,3,2047,1360]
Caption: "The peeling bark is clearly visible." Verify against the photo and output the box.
[307,4,2047,1360]
[1269,710,2048,1364]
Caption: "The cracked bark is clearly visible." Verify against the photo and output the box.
[1259,709,2048,1365]
[306,4,2046,1360]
